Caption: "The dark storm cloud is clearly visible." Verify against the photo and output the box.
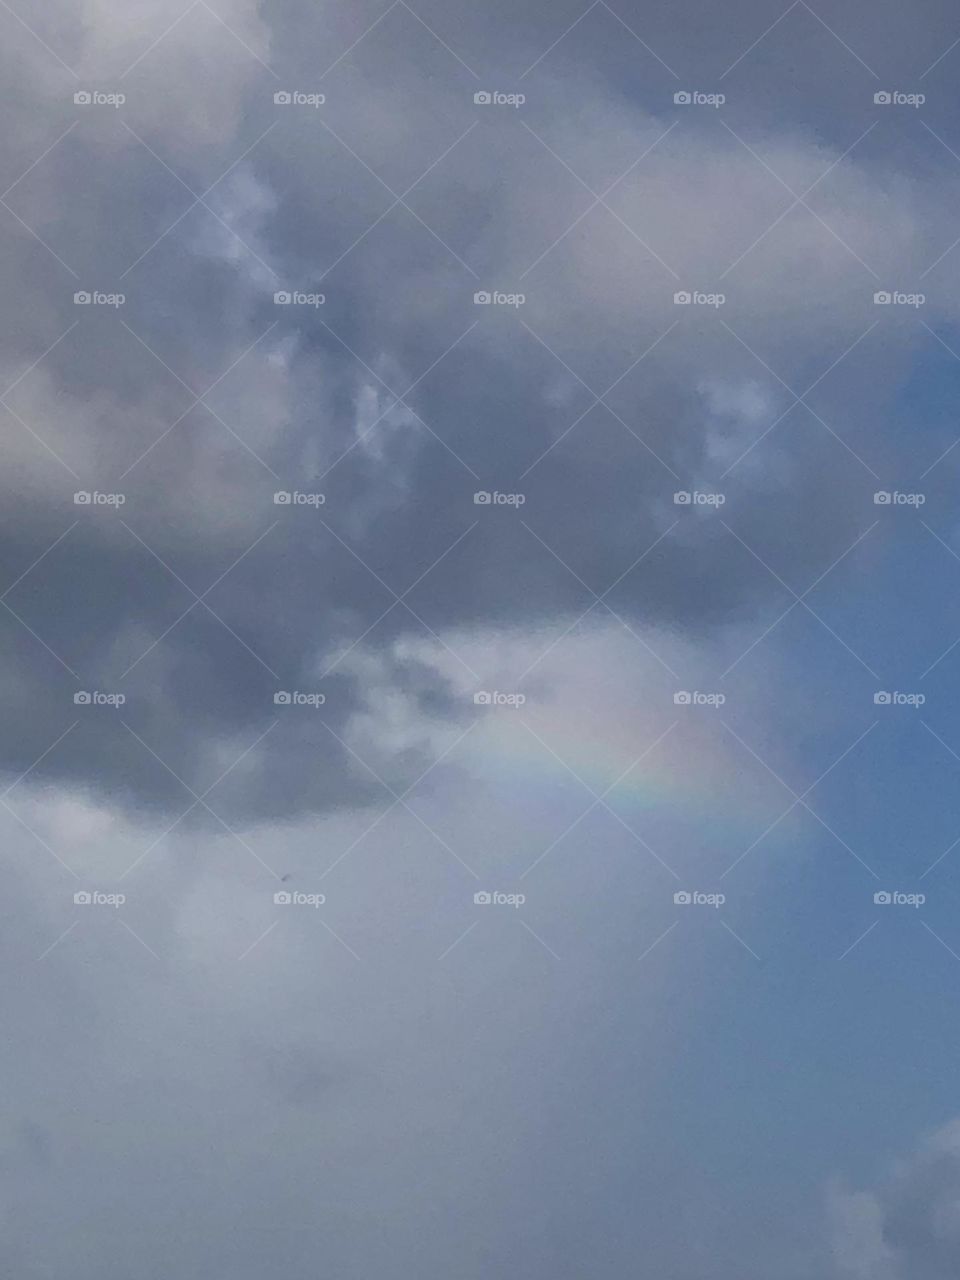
[1,0,959,821]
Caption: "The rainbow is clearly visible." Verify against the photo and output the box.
[461,703,786,846]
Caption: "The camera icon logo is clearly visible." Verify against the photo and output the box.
[474,691,492,705]
[273,291,291,304]
[73,691,92,704]
[874,291,892,305]
[73,491,92,504]
[473,291,492,305]
[274,890,292,904]
[274,491,292,504]
[474,91,492,105]
[274,691,292,705]
[873,491,892,504]
[74,890,92,904]
[673,290,691,304]
[274,91,292,104]
[874,891,892,904]
[674,91,692,105]
[74,91,92,105]
[673,691,692,704]
[874,691,892,705]
[674,891,692,904]
[673,491,691,504]
[474,891,492,904]
[74,291,91,305]
[874,91,892,105]
[473,491,492,504]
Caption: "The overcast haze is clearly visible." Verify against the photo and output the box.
[4,1,960,1275]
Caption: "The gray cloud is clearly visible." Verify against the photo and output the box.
[830,1120,960,1279]
[9,6,960,1278]
[0,2,957,827]
[0,618,815,1279]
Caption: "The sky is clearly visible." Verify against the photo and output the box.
[2,0,960,1275]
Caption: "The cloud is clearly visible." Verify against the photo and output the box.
[0,1,954,831]
[830,1120,960,1278]
[0,609,805,1278]
[8,3,960,1277]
